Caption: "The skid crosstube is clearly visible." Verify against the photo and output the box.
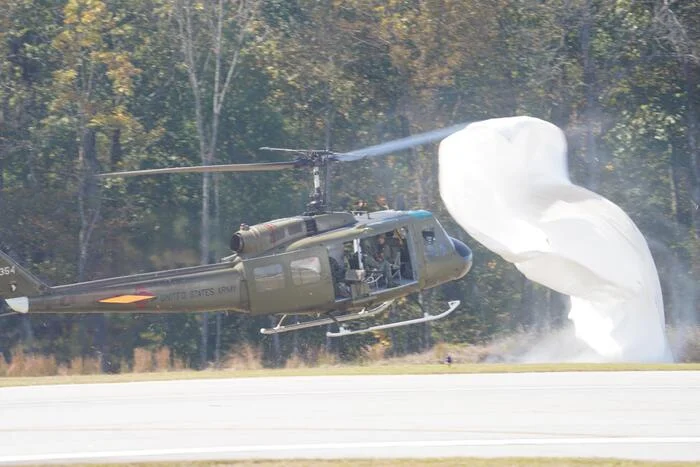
[326,300,460,337]
[260,300,394,335]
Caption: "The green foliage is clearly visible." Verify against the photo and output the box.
[0,0,698,369]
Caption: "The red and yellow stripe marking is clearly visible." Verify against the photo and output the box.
[99,294,156,304]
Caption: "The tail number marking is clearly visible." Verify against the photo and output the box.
[0,266,16,276]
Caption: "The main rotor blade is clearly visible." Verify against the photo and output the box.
[96,161,298,178]
[336,122,470,162]
[259,147,311,154]
[260,147,335,156]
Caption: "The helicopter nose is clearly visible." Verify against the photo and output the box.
[450,237,473,278]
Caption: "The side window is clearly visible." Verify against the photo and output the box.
[254,264,285,291]
[290,256,321,285]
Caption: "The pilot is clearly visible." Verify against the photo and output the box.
[363,234,397,288]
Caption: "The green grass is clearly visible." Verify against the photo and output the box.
[1,362,699,388]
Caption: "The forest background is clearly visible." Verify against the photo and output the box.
[1,0,699,372]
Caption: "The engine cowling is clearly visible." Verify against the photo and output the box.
[230,212,356,256]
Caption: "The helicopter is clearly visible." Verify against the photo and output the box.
[0,123,473,337]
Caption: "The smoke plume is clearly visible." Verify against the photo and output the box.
[438,116,673,362]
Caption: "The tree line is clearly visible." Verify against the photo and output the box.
[1,0,698,370]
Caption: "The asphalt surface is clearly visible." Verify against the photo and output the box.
[1,371,699,464]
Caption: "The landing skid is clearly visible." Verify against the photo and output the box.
[326,300,460,337]
[260,300,394,335]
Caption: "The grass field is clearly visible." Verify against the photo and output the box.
[1,361,699,387]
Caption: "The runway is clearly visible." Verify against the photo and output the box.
[1,371,699,464]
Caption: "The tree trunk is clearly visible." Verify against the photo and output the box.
[77,126,107,370]
[78,128,100,281]
[682,59,700,313]
[174,0,258,370]
[581,0,601,190]
[669,146,690,226]
[516,276,534,330]
[214,311,222,367]
[110,129,122,168]
[683,59,700,239]
[199,170,211,368]
[269,315,281,365]
[547,289,567,329]
[21,316,34,352]
[200,313,209,368]
[418,292,432,350]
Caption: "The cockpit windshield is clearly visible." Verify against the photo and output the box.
[421,219,453,258]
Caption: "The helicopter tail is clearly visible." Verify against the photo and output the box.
[0,250,49,314]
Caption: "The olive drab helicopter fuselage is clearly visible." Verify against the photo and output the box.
[0,122,474,336]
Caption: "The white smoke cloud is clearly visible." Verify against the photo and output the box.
[438,116,673,362]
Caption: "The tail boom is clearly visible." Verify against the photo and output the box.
[0,251,249,315]
[17,266,248,315]
[0,250,49,298]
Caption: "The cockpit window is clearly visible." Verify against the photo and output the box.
[422,223,451,258]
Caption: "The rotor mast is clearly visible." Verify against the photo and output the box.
[259,148,337,215]
[308,157,328,214]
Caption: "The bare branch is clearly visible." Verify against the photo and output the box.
[216,0,261,116]
[653,0,699,63]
